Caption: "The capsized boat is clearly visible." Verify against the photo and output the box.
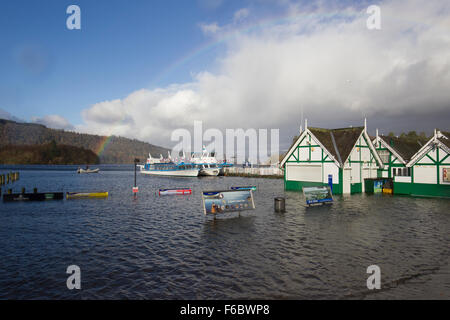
[66,191,108,199]
[159,188,192,196]
[231,186,257,191]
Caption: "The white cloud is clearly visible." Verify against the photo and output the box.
[32,115,75,131]
[78,0,450,150]
[0,108,23,122]
[233,8,250,22]
[199,22,221,35]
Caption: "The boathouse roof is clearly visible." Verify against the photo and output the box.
[379,135,424,162]
[308,127,364,164]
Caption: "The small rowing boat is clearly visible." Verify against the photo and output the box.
[159,188,192,196]
[66,191,108,199]
[77,168,100,174]
[231,186,257,191]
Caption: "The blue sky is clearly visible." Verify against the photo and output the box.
[0,0,281,123]
[0,0,449,150]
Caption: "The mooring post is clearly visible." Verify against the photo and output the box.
[133,158,140,197]
[274,197,286,213]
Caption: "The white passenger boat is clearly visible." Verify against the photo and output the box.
[141,162,199,177]
[140,153,199,177]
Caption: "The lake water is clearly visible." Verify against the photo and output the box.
[0,165,449,299]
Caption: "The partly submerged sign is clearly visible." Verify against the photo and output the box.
[202,190,255,215]
[303,186,333,206]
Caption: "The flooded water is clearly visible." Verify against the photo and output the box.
[0,165,449,299]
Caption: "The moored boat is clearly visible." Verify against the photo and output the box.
[189,147,221,176]
[77,168,100,174]
[197,163,220,176]
[141,162,199,177]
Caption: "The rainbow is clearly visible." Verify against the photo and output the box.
[96,135,113,157]
[150,5,445,88]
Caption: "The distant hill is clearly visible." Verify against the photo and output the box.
[0,119,169,164]
[0,142,99,165]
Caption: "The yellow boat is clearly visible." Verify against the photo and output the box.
[66,191,109,199]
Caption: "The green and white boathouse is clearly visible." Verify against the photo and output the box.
[280,120,383,194]
[393,130,450,198]
[372,131,423,179]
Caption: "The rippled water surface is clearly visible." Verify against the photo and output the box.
[0,165,449,299]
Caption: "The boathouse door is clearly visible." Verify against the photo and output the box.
[343,168,351,194]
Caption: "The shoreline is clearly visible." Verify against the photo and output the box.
[223,172,283,179]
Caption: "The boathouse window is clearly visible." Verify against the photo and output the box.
[378,150,389,163]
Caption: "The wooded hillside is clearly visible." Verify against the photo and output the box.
[0,142,99,165]
[0,119,169,164]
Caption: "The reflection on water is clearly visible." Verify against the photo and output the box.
[0,165,449,299]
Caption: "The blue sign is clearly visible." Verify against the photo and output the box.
[303,186,333,206]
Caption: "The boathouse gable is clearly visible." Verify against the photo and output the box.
[281,128,341,193]
[397,130,450,198]
[341,128,381,194]
[372,134,421,178]
[282,121,382,194]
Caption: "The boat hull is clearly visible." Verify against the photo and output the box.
[199,168,220,176]
[77,168,100,174]
[159,188,192,195]
[66,192,108,199]
[141,169,199,177]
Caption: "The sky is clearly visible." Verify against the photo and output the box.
[0,0,449,153]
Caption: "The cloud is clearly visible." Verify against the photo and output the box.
[79,0,450,152]
[0,108,24,122]
[233,8,250,22]
[32,115,75,131]
[199,22,221,35]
